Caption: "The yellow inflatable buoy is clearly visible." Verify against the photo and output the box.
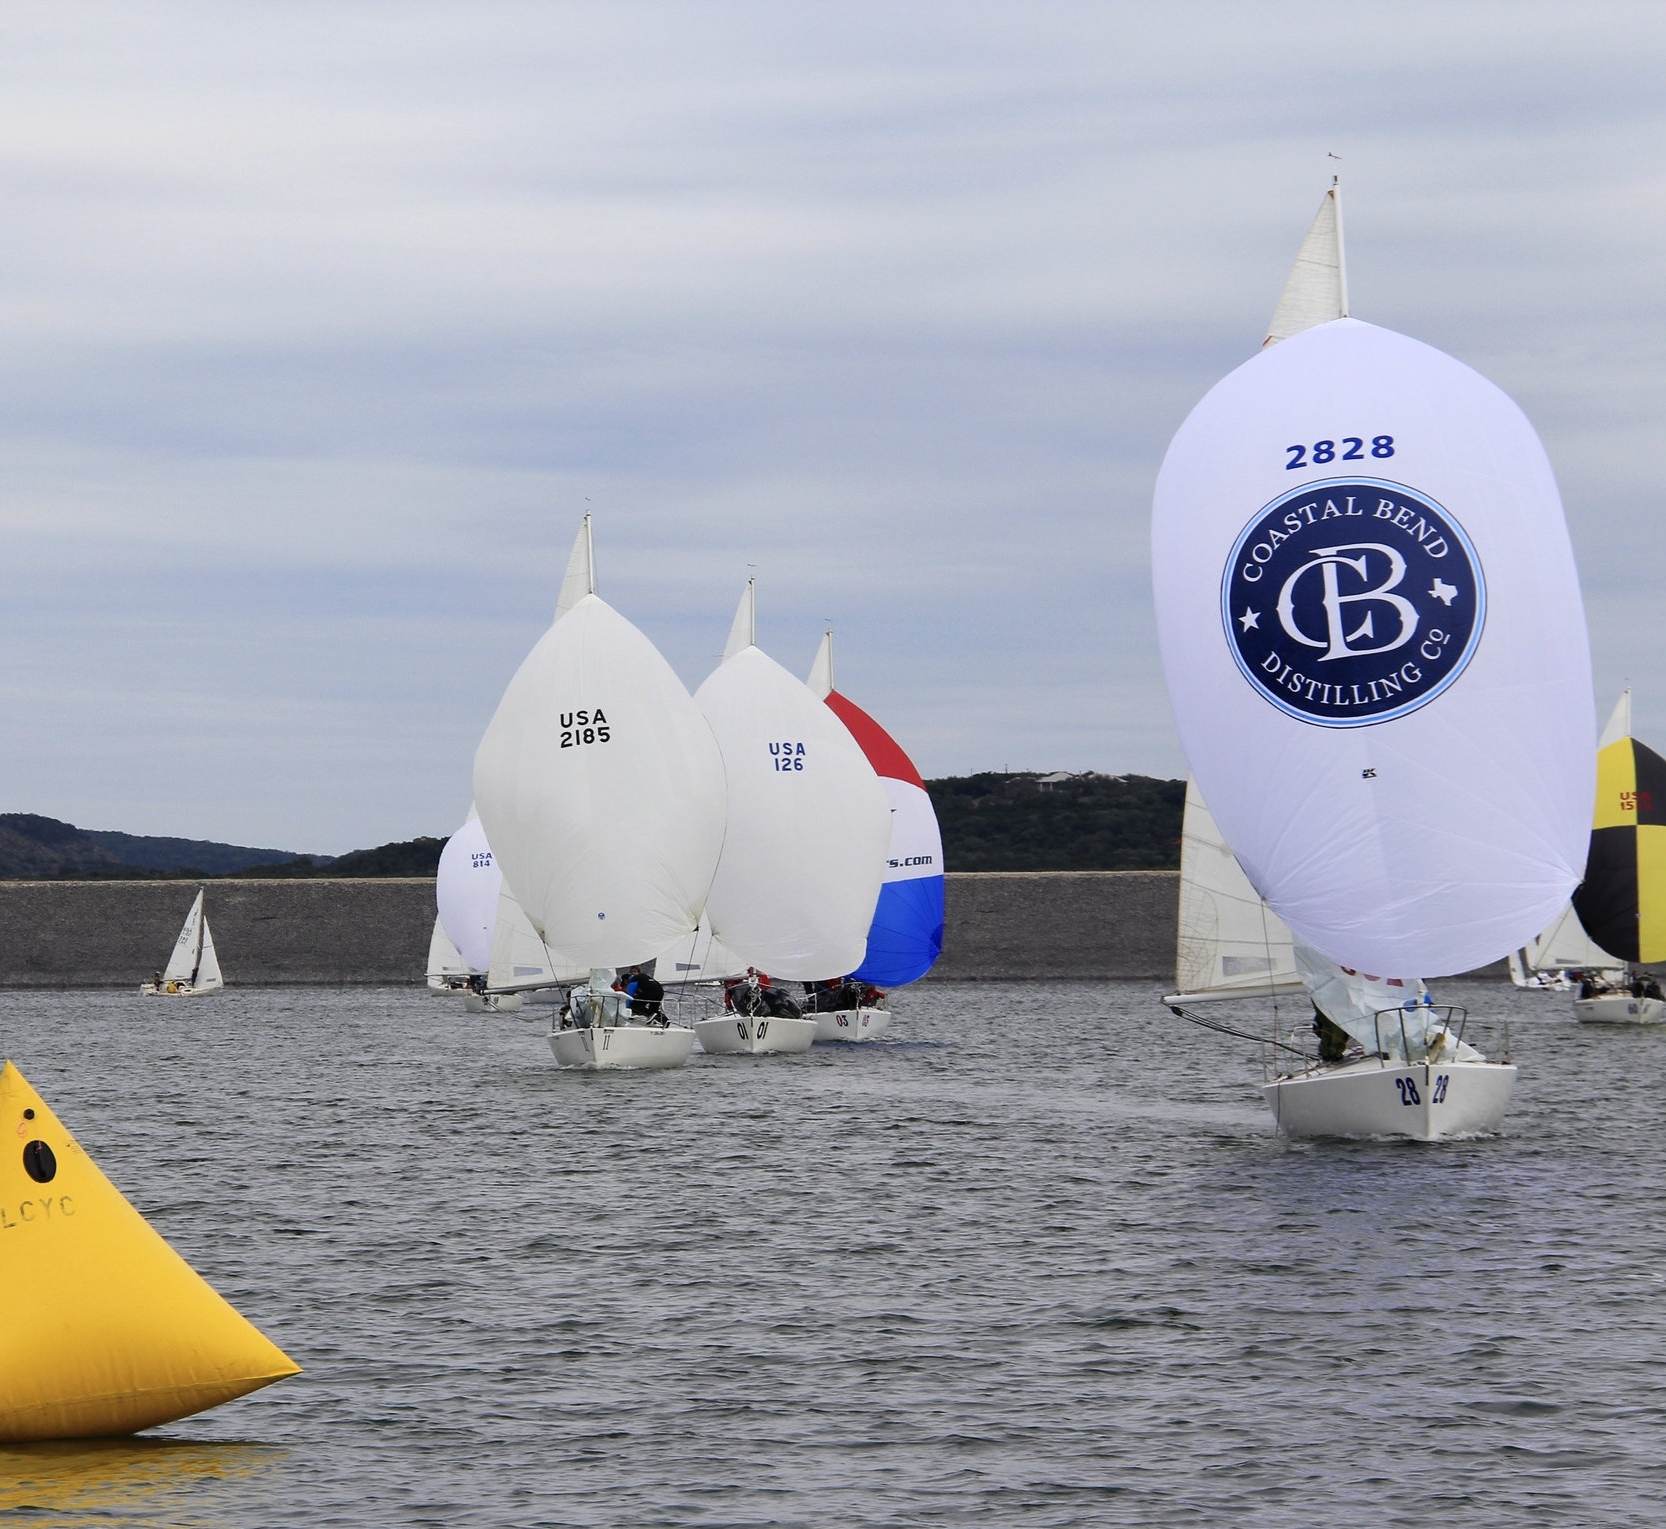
[0,1060,300,1441]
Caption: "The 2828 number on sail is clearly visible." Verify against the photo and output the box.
[559,709,611,749]
[1285,436,1394,469]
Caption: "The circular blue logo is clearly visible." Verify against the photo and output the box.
[1221,477,1485,728]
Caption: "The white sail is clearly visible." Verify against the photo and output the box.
[435,810,501,973]
[654,920,749,985]
[194,914,224,991]
[487,883,589,993]
[426,917,470,990]
[473,521,727,968]
[161,891,205,983]
[1168,779,1301,1002]
[1523,902,1623,974]
[1599,689,1631,749]
[1264,181,1348,347]
[1152,316,1594,976]
[1291,936,1443,1059]
[694,580,892,979]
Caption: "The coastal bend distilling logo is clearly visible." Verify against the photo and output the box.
[1221,478,1485,727]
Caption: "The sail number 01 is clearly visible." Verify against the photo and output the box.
[1285,436,1394,469]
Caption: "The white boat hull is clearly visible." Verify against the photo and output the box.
[693,1014,816,1055]
[138,982,221,998]
[812,1007,890,1043]
[548,1024,695,1071]
[1574,993,1666,1025]
[464,991,524,1014]
[1262,1057,1515,1140]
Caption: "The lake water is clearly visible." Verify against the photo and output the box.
[0,979,1662,1527]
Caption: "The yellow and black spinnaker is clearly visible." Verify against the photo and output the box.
[1572,697,1666,964]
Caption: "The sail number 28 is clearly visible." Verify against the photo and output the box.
[1285,436,1395,469]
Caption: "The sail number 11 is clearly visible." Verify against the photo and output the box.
[1286,436,1395,469]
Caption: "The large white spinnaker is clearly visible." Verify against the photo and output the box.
[473,519,726,968]
[695,580,891,979]
[435,811,501,973]
[162,892,206,984]
[1167,779,1300,1003]
[1152,315,1594,976]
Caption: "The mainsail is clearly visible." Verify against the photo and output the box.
[473,517,727,968]
[1152,185,1594,977]
[486,883,589,993]
[162,892,206,984]
[1520,902,1623,976]
[807,632,944,987]
[694,581,891,979]
[1264,178,1348,347]
[435,810,501,973]
[426,917,471,990]
[1168,779,1300,1003]
[1572,691,1666,963]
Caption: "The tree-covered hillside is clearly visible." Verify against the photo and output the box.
[926,772,1184,872]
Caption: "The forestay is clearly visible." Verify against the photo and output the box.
[435,810,501,973]
[808,632,944,987]
[1152,316,1594,975]
[1168,779,1300,1003]
[473,519,727,968]
[695,583,891,980]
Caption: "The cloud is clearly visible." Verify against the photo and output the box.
[0,0,1661,846]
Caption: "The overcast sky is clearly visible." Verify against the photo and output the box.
[0,1,1662,851]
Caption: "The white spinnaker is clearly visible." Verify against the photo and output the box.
[436,812,501,973]
[162,891,205,983]
[1152,317,1594,976]
[1524,903,1622,974]
[195,913,224,990]
[426,917,470,989]
[1168,779,1300,1002]
[695,584,891,979]
[473,592,726,968]
[487,883,589,992]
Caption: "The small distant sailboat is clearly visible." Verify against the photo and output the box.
[425,917,473,996]
[139,891,224,997]
[1571,691,1666,1023]
[434,811,529,1012]
[684,582,891,1055]
[474,514,727,1070]
[1152,177,1594,1138]
[1506,902,1623,991]
[801,629,945,1041]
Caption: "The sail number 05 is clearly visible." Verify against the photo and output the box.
[1286,436,1394,469]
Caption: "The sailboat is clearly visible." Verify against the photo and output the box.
[684,582,891,1055]
[1571,691,1666,1022]
[473,514,727,1070]
[1152,178,1594,1138]
[1506,902,1624,991]
[434,810,524,1012]
[139,891,224,997]
[800,629,945,1040]
[425,917,473,996]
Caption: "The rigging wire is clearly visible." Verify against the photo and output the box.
[1166,1002,1309,1059]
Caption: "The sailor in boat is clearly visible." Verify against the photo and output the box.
[724,969,802,1019]
[616,966,668,1025]
[1311,1006,1351,1064]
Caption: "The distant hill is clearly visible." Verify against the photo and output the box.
[0,814,329,879]
[1,775,1185,882]
[926,772,1184,872]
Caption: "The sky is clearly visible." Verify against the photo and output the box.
[1,1,1663,852]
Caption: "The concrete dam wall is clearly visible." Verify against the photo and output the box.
[0,872,1186,989]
